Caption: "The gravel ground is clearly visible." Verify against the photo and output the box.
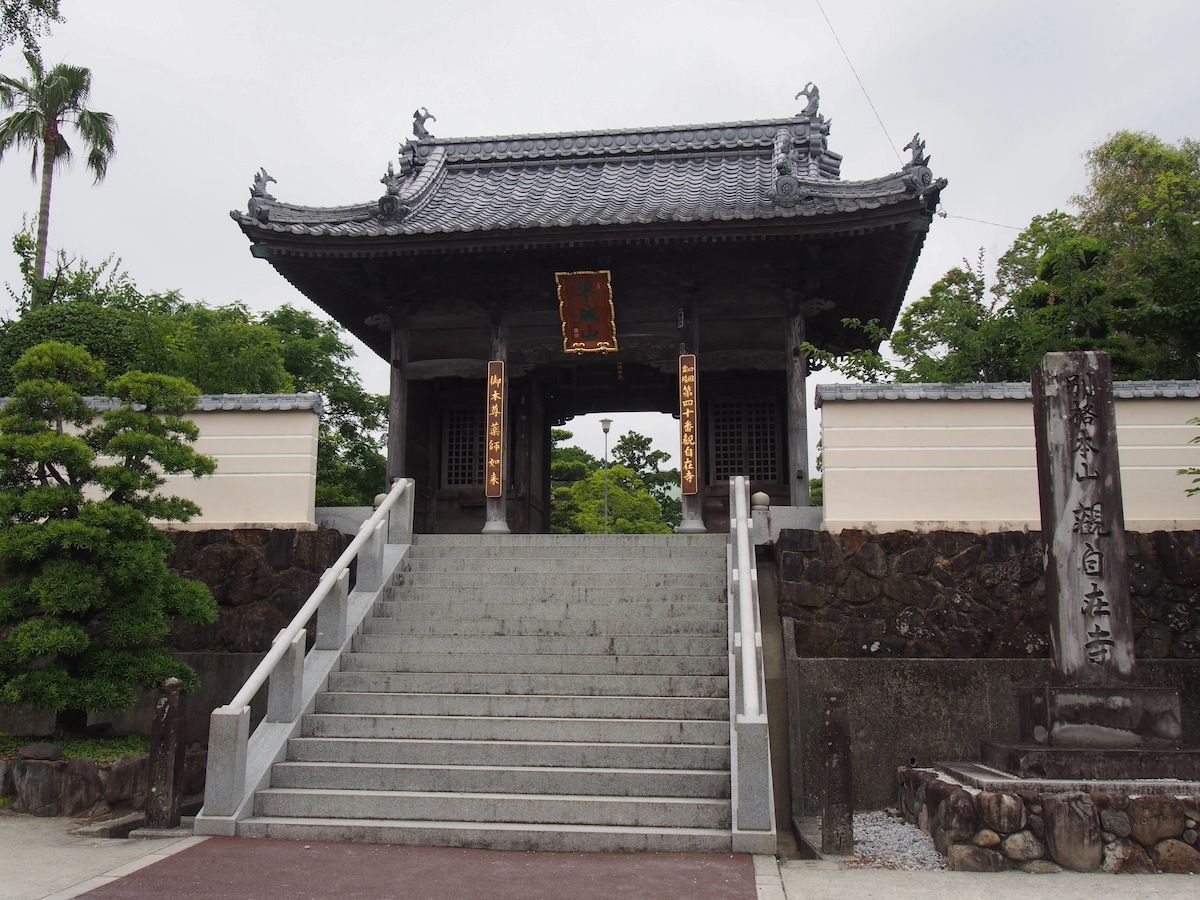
[842,809,947,872]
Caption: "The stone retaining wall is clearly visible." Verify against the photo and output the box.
[897,767,1200,874]
[776,529,1200,658]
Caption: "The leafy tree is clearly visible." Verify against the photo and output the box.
[807,131,1200,384]
[0,1,61,54]
[1182,418,1200,498]
[0,342,217,733]
[556,464,672,535]
[0,51,116,284]
[611,430,681,528]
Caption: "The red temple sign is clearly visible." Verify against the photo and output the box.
[679,354,699,495]
[556,270,618,353]
[485,360,505,498]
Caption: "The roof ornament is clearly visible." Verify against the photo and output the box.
[796,83,821,120]
[412,107,437,141]
[378,159,413,220]
[247,168,276,223]
[770,128,801,207]
[902,132,936,197]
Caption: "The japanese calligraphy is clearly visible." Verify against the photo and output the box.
[555,271,618,353]
[679,354,699,496]
[484,360,504,499]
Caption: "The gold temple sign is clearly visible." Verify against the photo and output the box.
[555,270,618,353]
[485,360,505,499]
[679,354,699,496]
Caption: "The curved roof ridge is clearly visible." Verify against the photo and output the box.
[815,380,1200,407]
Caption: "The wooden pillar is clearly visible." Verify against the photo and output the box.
[512,379,531,534]
[678,300,706,533]
[786,302,811,506]
[483,315,510,534]
[386,321,408,486]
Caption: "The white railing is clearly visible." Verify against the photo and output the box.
[727,475,774,847]
[200,477,415,822]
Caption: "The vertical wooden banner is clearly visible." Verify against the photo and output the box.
[485,360,505,498]
[679,354,699,495]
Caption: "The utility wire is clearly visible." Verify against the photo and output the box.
[814,0,904,168]
[943,213,1023,231]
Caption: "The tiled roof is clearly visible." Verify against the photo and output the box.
[0,393,326,414]
[232,109,943,243]
[815,381,1200,407]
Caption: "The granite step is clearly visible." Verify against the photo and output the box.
[349,633,728,657]
[402,557,725,574]
[313,691,727,720]
[362,615,726,636]
[337,652,726,677]
[301,713,729,744]
[383,586,726,603]
[325,671,729,698]
[391,572,722,589]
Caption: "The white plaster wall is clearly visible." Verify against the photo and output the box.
[158,408,319,530]
[821,396,1200,532]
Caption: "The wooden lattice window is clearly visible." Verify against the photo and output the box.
[442,405,485,488]
[710,399,781,483]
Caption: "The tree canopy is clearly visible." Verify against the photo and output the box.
[0,342,217,731]
[807,131,1200,383]
[0,49,116,282]
[0,1,61,55]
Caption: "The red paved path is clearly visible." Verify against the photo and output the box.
[82,837,757,900]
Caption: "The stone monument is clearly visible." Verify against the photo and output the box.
[982,351,1193,778]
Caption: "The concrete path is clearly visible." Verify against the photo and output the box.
[0,816,203,900]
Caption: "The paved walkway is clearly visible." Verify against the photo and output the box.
[4,815,1199,900]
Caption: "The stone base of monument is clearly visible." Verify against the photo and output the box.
[1017,686,1182,748]
[979,742,1200,781]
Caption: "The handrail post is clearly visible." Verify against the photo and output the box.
[388,478,415,544]
[315,569,350,650]
[266,629,306,723]
[356,520,386,592]
[203,704,250,817]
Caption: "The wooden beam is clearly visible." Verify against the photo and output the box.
[386,321,408,485]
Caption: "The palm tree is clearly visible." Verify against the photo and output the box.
[0,50,116,286]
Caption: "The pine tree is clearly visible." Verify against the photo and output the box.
[0,341,217,733]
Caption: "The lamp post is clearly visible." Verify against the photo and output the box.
[600,418,613,534]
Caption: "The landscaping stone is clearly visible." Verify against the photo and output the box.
[972,828,1000,848]
[18,742,61,761]
[61,759,102,816]
[934,789,978,854]
[1151,838,1200,874]
[1183,828,1197,845]
[1102,838,1156,874]
[978,791,1025,834]
[1020,860,1063,874]
[0,760,12,796]
[947,844,1007,872]
[1128,795,1185,849]
[1100,808,1131,839]
[1027,812,1044,838]
[103,756,148,807]
[12,760,64,816]
[1000,830,1045,861]
[1043,792,1102,871]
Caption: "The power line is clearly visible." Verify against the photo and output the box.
[943,213,1023,231]
[814,0,904,168]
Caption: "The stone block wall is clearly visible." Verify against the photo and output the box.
[897,767,1200,874]
[776,529,1200,659]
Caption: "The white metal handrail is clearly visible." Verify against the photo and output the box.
[227,477,411,710]
[730,475,761,717]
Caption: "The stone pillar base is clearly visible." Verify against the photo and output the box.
[1018,686,1182,748]
[676,518,707,534]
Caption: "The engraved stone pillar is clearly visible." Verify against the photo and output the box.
[1032,351,1134,686]
[145,678,185,829]
[386,322,408,485]
[821,688,853,855]
[785,303,810,506]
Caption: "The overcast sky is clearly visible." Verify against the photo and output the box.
[2,1,1198,467]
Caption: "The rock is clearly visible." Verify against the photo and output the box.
[895,545,933,575]
[1020,860,1063,874]
[183,747,207,797]
[1151,838,1200,874]
[1102,831,1116,843]
[18,742,62,761]
[103,756,148,807]
[1100,808,1131,838]
[935,788,979,854]
[1128,795,1185,849]
[948,844,1007,872]
[973,828,1001,848]
[1136,623,1174,658]
[978,791,1026,834]
[1026,812,1044,838]
[1001,830,1045,861]
[851,542,887,579]
[61,759,103,816]
[1187,817,1198,829]
[12,760,64,816]
[0,760,12,796]
[1043,792,1102,871]
[1102,838,1156,874]
[1183,829,1197,845]
[918,804,931,833]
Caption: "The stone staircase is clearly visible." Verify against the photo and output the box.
[235,533,733,851]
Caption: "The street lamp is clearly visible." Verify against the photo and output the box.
[600,418,613,534]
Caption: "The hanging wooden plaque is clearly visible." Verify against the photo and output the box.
[555,270,618,353]
[485,360,505,498]
[679,354,699,495]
